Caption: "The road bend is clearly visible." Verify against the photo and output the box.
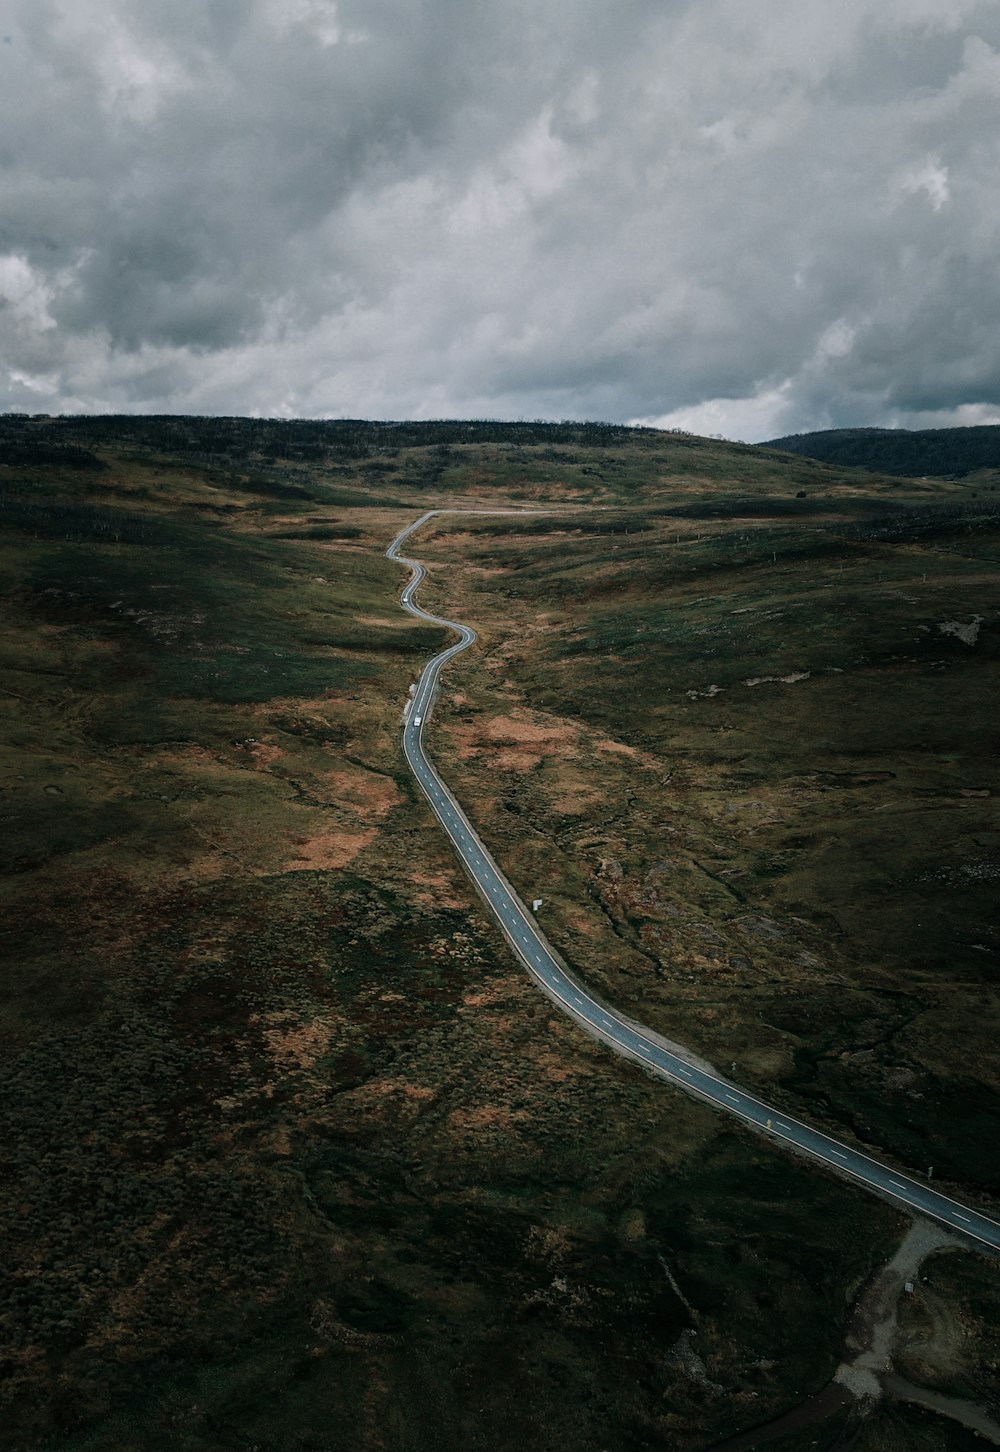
[387,510,1000,1255]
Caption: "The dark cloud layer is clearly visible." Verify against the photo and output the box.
[2,0,999,437]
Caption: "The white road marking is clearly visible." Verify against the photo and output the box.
[725,1093,740,1104]
[830,1150,848,1161]
[954,1213,971,1224]
[889,1180,908,1191]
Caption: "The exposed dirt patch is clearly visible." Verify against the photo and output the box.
[445,722,487,761]
[549,780,606,815]
[592,735,660,769]
[448,1104,532,1134]
[561,904,606,940]
[408,867,471,910]
[445,711,582,772]
[157,743,220,768]
[461,976,526,1008]
[286,827,378,870]
[324,766,402,818]
[527,1048,595,1083]
[500,747,546,771]
[247,741,286,769]
[255,1011,344,1075]
[483,713,581,750]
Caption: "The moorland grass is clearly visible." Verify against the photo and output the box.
[2,425,995,1452]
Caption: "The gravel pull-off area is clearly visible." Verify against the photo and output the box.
[883,1373,1000,1443]
[713,1217,1000,1450]
[834,1217,956,1402]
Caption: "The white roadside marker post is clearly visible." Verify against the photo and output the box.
[532,898,543,912]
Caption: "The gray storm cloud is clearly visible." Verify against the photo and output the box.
[1,0,999,437]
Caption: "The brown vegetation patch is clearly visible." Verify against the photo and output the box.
[442,722,480,760]
[595,737,642,758]
[338,1078,439,1124]
[496,747,544,771]
[445,712,582,770]
[248,741,286,769]
[478,1014,522,1037]
[408,868,470,910]
[483,714,580,749]
[592,734,662,770]
[324,766,402,818]
[461,977,523,1008]
[529,1049,595,1083]
[562,904,605,940]
[255,1011,343,1073]
[157,743,219,766]
[287,827,377,870]
[448,1104,531,1133]
[549,782,606,815]
[361,1078,437,1102]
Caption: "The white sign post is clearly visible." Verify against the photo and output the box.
[532,898,543,912]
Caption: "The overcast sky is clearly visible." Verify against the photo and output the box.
[2,0,999,439]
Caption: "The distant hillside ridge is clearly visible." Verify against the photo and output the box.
[0,413,667,462]
[761,425,1000,477]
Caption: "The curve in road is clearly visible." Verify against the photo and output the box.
[388,510,1000,1255]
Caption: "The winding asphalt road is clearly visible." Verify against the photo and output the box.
[388,510,1000,1255]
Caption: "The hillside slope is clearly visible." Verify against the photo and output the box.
[2,417,998,1451]
[762,424,1000,478]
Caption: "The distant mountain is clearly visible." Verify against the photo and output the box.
[761,425,1000,477]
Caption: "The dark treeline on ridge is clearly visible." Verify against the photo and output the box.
[0,414,685,467]
[764,424,1000,477]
